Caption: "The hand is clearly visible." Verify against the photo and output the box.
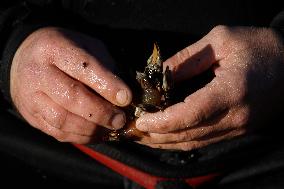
[136,26,284,151]
[10,27,132,144]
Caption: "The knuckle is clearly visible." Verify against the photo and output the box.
[33,112,45,124]
[231,39,250,53]
[57,110,69,128]
[181,131,194,141]
[175,118,187,130]
[38,105,67,129]
[190,108,205,125]
[56,133,70,142]
[211,25,230,36]
[208,25,232,44]
[61,82,85,108]
[232,110,249,127]
[32,112,41,123]
[18,28,64,65]
[47,107,67,128]
[156,123,169,133]
[180,142,195,151]
[93,105,114,125]
[31,34,59,61]
[204,93,217,108]
[175,48,191,64]
[161,113,187,132]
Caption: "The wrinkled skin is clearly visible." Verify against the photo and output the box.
[136,26,284,151]
[10,27,132,144]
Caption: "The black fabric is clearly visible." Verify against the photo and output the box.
[218,170,284,189]
[86,134,284,178]
[124,178,145,189]
[156,180,193,189]
[0,110,123,187]
[0,3,30,56]
[52,0,284,35]
[270,10,284,38]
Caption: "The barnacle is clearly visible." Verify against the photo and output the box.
[104,43,173,141]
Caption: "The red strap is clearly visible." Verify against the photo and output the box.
[73,144,220,189]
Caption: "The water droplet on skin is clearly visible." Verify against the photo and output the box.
[88,69,108,90]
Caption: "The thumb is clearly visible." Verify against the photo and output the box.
[164,31,223,82]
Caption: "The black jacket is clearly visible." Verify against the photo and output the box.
[0,1,284,188]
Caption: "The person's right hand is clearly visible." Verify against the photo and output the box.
[10,27,132,144]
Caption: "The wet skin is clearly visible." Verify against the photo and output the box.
[136,26,284,151]
[10,27,132,144]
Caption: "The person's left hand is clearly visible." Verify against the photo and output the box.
[135,26,284,151]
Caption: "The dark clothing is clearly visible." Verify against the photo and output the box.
[0,1,284,188]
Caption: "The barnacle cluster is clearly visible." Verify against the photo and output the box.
[105,43,173,141]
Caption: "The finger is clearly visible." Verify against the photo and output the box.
[52,43,132,106]
[32,92,99,136]
[136,80,228,133]
[19,99,92,144]
[36,114,93,144]
[140,129,245,151]
[140,109,231,144]
[163,27,228,82]
[41,66,126,130]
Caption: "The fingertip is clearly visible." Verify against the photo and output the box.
[115,88,132,106]
[135,116,148,132]
[110,112,126,129]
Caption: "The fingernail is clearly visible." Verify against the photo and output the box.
[116,89,128,105]
[111,113,126,129]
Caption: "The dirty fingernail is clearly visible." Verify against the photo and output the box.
[116,89,128,105]
[111,113,126,129]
